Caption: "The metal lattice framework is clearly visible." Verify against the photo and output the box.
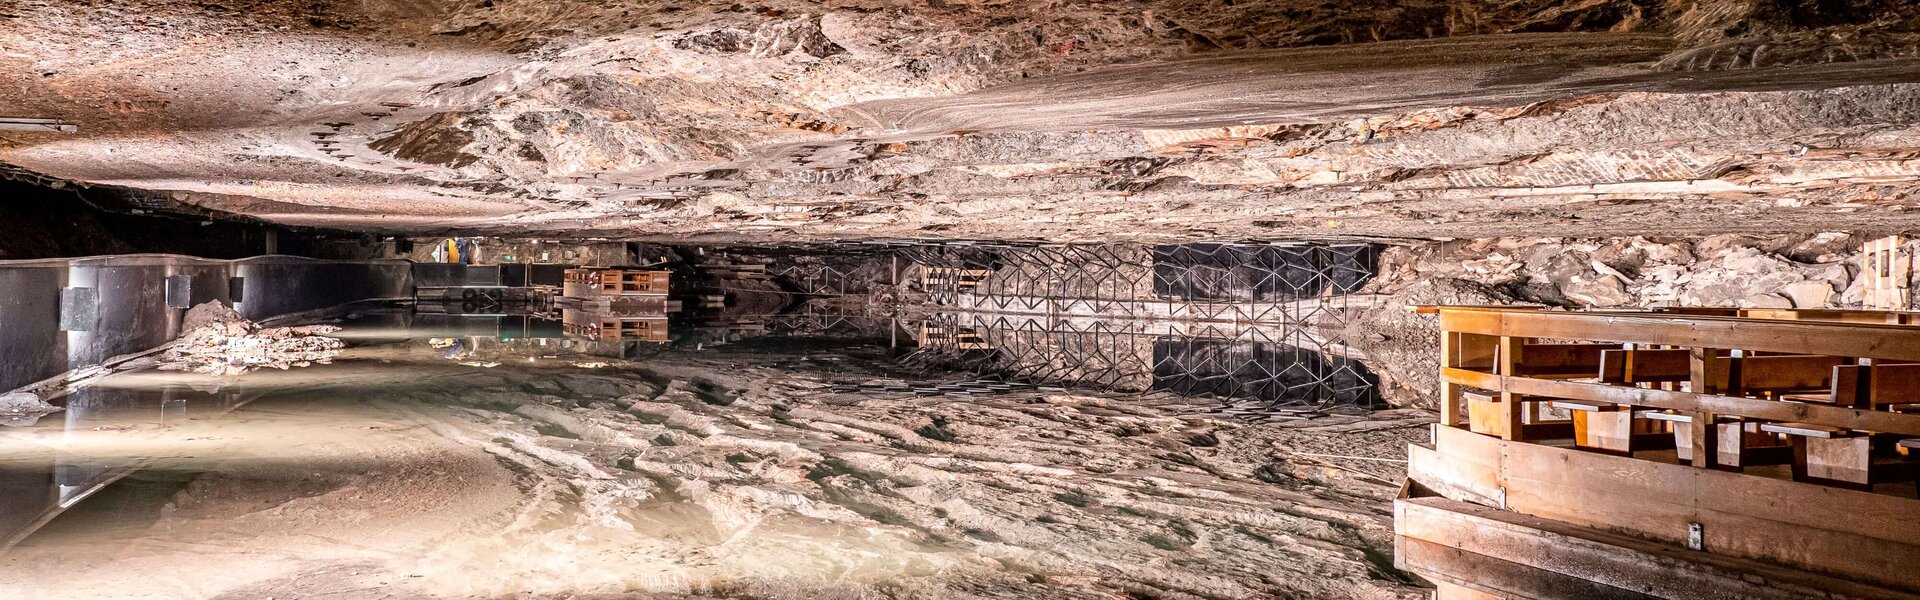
[759,300,881,336]
[751,246,898,297]
[709,241,1385,416]
[897,241,1378,329]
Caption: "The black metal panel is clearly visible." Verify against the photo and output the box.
[411,263,467,288]
[498,264,529,288]
[464,264,502,286]
[529,263,569,287]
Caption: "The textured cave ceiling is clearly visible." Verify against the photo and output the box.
[6,0,1920,242]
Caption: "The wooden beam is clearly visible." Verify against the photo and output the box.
[1868,364,1920,408]
[1439,308,1920,362]
[1738,355,1846,391]
[1394,536,1660,600]
[1691,347,1726,469]
[1512,343,1613,378]
[1414,426,1920,591]
[1396,494,1918,600]
[1443,368,1920,437]
[1600,348,1693,383]
[1499,336,1527,441]
[1441,332,1497,427]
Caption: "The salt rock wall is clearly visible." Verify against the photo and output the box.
[1342,232,1879,409]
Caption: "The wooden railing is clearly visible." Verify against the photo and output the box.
[1425,306,1920,489]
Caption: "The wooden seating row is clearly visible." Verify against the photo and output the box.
[1464,341,1920,491]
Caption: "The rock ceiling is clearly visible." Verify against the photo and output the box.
[5,0,1920,242]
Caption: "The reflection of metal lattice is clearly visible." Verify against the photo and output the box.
[719,240,1384,418]
[906,312,1381,417]
[760,300,877,336]
[762,252,893,297]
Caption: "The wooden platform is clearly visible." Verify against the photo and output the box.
[1402,425,1920,597]
[1403,306,1920,598]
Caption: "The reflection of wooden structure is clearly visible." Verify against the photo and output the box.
[562,268,670,298]
[1401,306,1920,599]
[917,323,990,350]
[919,267,989,292]
[561,309,668,343]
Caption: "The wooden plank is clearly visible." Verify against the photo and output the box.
[1600,348,1693,383]
[1394,535,1659,600]
[1835,364,1867,408]
[1444,368,1920,438]
[1740,355,1848,391]
[1439,308,1920,362]
[1549,399,1620,412]
[1431,425,1920,552]
[1638,411,1692,423]
[1571,409,1634,454]
[1441,332,1498,427]
[1691,347,1725,468]
[1406,437,1503,508]
[1759,422,1853,438]
[1499,336,1528,441]
[1871,364,1920,407]
[1464,391,1509,439]
[1597,349,1837,390]
[1395,494,1919,599]
[1514,343,1612,378]
[1420,427,1920,591]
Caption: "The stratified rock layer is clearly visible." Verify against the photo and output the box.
[5,1,1920,241]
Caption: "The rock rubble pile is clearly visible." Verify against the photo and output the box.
[157,302,347,376]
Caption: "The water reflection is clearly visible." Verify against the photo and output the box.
[0,382,250,547]
[0,241,1395,592]
[0,255,410,393]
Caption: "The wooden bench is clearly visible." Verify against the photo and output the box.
[1641,411,1791,470]
[1832,363,1920,408]
[1759,422,1920,491]
[1549,400,1673,455]
[1600,350,1845,397]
